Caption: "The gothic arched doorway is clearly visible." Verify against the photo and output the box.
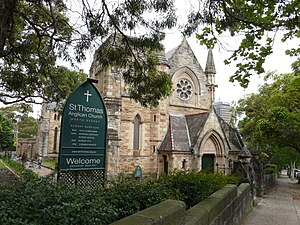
[202,154,215,172]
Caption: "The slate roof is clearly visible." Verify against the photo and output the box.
[186,113,210,147]
[94,33,169,66]
[159,111,244,153]
[159,115,190,151]
[217,115,244,152]
[153,49,170,67]
[159,113,209,152]
[165,45,178,60]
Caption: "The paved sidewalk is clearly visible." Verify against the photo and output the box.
[25,162,54,177]
[241,171,300,225]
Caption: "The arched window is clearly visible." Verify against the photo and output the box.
[54,114,57,120]
[133,115,141,150]
[53,127,58,151]
[57,114,60,120]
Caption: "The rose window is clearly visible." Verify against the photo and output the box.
[176,79,193,100]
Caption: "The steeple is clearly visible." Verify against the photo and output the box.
[205,49,216,74]
[205,49,218,107]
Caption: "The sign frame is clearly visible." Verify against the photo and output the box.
[58,79,107,174]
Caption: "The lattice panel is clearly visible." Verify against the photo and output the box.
[58,170,105,188]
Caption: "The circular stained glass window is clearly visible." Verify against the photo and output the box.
[176,79,193,100]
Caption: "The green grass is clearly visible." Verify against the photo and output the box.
[0,159,6,169]
[42,159,57,169]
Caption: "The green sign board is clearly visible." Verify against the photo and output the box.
[58,80,107,171]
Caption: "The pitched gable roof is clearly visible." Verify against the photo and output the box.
[159,114,190,151]
[217,113,244,152]
[159,110,245,154]
[159,113,209,152]
[185,112,209,147]
[166,37,204,75]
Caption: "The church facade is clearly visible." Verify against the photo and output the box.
[36,38,244,177]
[88,38,244,177]
[36,102,61,159]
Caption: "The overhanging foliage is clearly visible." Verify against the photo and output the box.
[236,72,300,160]
[1,0,299,106]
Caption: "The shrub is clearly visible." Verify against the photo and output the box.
[0,170,238,224]
[264,164,278,174]
[158,170,238,207]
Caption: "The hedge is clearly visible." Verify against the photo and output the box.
[0,170,238,225]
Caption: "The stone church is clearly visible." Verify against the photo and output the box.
[36,38,244,177]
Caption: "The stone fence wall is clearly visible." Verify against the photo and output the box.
[111,183,253,225]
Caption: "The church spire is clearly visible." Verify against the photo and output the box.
[205,49,218,107]
[205,49,216,74]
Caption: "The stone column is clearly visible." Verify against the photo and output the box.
[232,146,256,195]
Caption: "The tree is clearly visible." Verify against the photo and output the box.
[183,0,300,87]
[0,0,176,107]
[0,112,14,150]
[0,103,38,139]
[2,1,299,107]
[0,0,86,105]
[18,116,38,138]
[236,73,300,155]
[259,145,300,170]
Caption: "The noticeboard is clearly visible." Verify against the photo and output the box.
[58,80,107,171]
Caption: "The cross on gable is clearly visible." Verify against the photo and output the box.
[84,90,92,102]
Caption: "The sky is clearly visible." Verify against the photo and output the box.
[161,34,297,104]
[4,0,298,117]
[77,32,296,105]
[73,0,297,105]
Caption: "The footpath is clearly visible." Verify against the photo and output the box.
[241,171,300,225]
[0,159,53,185]
[24,161,53,177]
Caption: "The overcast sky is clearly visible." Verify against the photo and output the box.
[75,0,297,104]
[78,32,296,105]
[161,34,296,104]
[7,0,298,117]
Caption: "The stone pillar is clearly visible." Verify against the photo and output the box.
[232,146,256,195]
[104,98,122,178]
[251,150,264,197]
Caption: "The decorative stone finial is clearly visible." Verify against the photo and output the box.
[238,146,252,159]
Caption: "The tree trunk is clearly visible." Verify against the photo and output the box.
[0,0,17,56]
